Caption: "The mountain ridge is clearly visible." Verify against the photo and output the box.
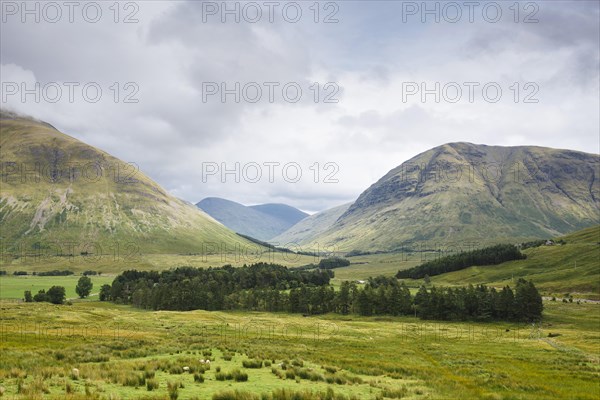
[0,111,255,258]
[196,197,308,241]
[311,142,599,252]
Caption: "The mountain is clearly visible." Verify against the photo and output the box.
[271,203,352,246]
[196,198,308,241]
[0,111,254,257]
[249,203,308,227]
[310,142,599,252]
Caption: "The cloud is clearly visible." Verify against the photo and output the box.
[1,0,598,212]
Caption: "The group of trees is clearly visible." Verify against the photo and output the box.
[24,286,66,304]
[22,276,93,304]
[396,244,526,279]
[412,279,543,321]
[36,269,74,276]
[104,263,543,322]
[295,257,351,271]
[107,263,333,310]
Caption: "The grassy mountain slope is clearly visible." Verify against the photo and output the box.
[196,197,307,241]
[271,203,352,246]
[249,203,308,226]
[406,225,600,296]
[0,112,255,259]
[313,143,599,252]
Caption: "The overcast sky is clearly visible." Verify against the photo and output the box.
[2,0,599,213]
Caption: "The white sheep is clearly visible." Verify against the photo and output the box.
[183,366,190,372]
[71,368,79,379]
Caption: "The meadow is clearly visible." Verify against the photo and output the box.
[0,275,114,300]
[0,299,598,399]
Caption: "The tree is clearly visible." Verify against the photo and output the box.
[357,289,373,316]
[46,286,66,304]
[24,290,33,302]
[33,289,48,302]
[76,276,93,298]
[515,279,543,321]
[99,284,112,301]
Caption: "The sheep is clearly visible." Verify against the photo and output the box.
[200,359,205,364]
[71,368,79,379]
[183,366,190,372]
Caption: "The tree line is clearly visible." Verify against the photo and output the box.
[108,263,333,311]
[396,244,526,279]
[105,263,542,322]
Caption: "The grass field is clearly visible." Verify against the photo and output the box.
[0,300,598,399]
[0,275,115,300]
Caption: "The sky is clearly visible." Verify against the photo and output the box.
[1,0,599,213]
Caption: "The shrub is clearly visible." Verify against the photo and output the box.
[215,372,227,381]
[323,365,337,374]
[146,379,159,391]
[291,359,304,367]
[194,373,205,383]
[382,386,408,398]
[167,381,179,400]
[242,359,263,369]
[169,366,183,374]
[212,390,260,400]
[232,369,248,382]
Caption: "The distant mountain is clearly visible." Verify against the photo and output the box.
[271,203,352,246]
[0,110,254,258]
[311,142,599,252]
[196,198,308,241]
[249,203,308,227]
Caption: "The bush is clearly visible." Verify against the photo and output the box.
[382,386,408,398]
[232,369,248,382]
[212,390,260,400]
[38,270,73,276]
[47,286,66,304]
[242,359,263,369]
[146,378,159,391]
[194,373,205,383]
[215,372,227,381]
[167,381,179,400]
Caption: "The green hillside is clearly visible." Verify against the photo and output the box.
[0,112,256,265]
[413,225,600,297]
[271,202,352,246]
[312,143,599,252]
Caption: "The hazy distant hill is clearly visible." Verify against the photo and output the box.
[311,142,599,252]
[197,197,307,241]
[0,111,254,258]
[271,203,352,246]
